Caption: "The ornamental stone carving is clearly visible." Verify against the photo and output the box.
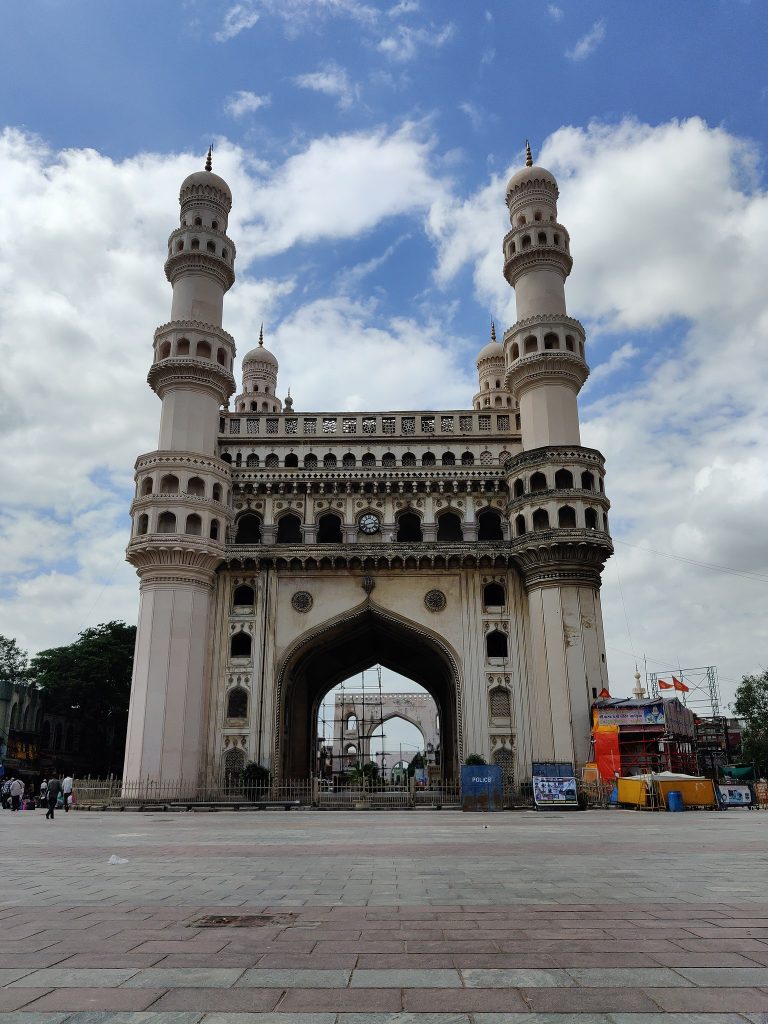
[291,591,313,613]
[424,589,447,612]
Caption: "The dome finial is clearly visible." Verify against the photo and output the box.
[259,322,264,346]
[490,318,497,343]
[205,144,213,172]
[525,139,533,167]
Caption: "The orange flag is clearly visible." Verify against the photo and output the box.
[658,679,674,690]
[673,677,689,692]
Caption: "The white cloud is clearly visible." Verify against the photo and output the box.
[389,0,419,14]
[427,116,768,705]
[459,101,487,132]
[378,22,454,62]
[566,19,606,61]
[294,63,358,110]
[547,4,564,22]
[215,3,260,41]
[225,91,271,118]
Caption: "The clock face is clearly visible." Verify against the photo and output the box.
[359,513,380,535]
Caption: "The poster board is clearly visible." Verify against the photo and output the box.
[532,761,578,809]
[717,784,753,807]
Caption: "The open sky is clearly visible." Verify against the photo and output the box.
[1,0,767,715]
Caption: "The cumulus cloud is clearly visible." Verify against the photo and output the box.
[427,116,768,703]
[225,91,271,118]
[294,63,358,110]
[378,22,454,62]
[566,19,606,61]
[215,3,260,41]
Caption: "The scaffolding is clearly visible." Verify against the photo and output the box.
[647,665,721,717]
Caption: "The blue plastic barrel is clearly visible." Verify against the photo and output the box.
[667,790,685,812]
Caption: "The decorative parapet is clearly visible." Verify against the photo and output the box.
[504,445,606,474]
[503,245,573,287]
[154,320,236,346]
[164,250,235,291]
[126,534,225,583]
[502,313,585,345]
[147,357,235,402]
[135,450,234,475]
[505,351,589,397]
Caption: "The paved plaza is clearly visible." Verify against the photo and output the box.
[1,808,767,1023]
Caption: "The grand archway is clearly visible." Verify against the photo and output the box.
[275,604,461,779]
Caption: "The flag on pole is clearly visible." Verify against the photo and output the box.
[658,679,674,690]
[673,676,689,692]
[598,687,610,698]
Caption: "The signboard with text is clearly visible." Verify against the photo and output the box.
[596,703,666,727]
[532,761,578,809]
[461,764,502,811]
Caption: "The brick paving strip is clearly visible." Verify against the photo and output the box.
[2,810,768,1020]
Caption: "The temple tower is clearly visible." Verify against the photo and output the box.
[123,151,237,786]
[502,143,613,766]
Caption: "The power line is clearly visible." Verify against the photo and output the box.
[613,538,768,584]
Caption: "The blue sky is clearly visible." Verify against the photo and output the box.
[0,0,767,712]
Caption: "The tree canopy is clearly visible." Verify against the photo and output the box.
[31,621,136,775]
[733,669,768,772]
[0,635,29,687]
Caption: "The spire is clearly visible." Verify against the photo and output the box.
[525,140,533,167]
[490,319,497,343]
[205,145,213,172]
[258,323,264,346]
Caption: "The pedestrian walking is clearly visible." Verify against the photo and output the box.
[45,776,61,820]
[39,779,48,809]
[9,777,24,812]
[62,774,73,812]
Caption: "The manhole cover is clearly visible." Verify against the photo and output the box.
[191,914,295,928]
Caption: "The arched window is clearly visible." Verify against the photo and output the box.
[537,231,547,245]
[494,747,514,781]
[555,469,573,489]
[277,513,302,543]
[585,507,598,530]
[159,340,171,359]
[346,715,357,731]
[422,452,436,466]
[206,240,216,254]
[362,453,375,467]
[137,513,149,535]
[483,582,505,608]
[175,239,184,252]
[158,511,176,533]
[230,631,252,658]
[213,483,223,502]
[212,220,219,230]
[524,335,537,354]
[486,631,508,659]
[224,747,245,781]
[304,454,318,469]
[210,518,220,540]
[437,511,463,542]
[558,505,576,528]
[579,340,585,358]
[235,452,243,467]
[317,512,342,543]
[235,513,261,544]
[285,453,299,468]
[177,338,190,355]
[489,686,511,717]
[246,454,259,468]
[477,508,504,541]
[160,474,179,494]
[565,335,575,352]
[9,703,18,731]
[196,340,212,359]
[544,332,559,350]
[226,688,248,718]
[534,210,542,222]
[553,232,561,245]
[323,454,337,468]
[402,452,416,467]
[191,237,200,250]
[511,342,519,360]
[342,452,356,468]
[382,452,396,468]
[521,234,531,249]
[221,452,232,464]
[194,217,202,226]
[517,214,526,226]
[513,478,524,497]
[187,476,205,496]
[185,513,202,535]
[396,511,422,542]
[581,471,595,491]
[441,451,455,466]
[233,584,254,607]
[530,472,547,492]
[345,744,358,757]
[515,514,526,536]
[532,508,550,531]
[217,347,227,365]
[461,451,474,466]
[265,453,279,468]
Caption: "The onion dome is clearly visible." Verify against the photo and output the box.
[179,146,232,212]
[242,324,278,368]
[476,320,504,365]
[506,140,558,198]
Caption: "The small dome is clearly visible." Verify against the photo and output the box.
[180,169,232,203]
[506,164,558,197]
[477,340,504,365]
[243,343,278,369]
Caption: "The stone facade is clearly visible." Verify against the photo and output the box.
[123,146,613,788]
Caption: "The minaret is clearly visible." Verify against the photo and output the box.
[501,142,613,767]
[123,151,237,787]
[473,321,514,410]
[234,325,282,414]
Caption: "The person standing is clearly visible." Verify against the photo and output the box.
[39,779,48,809]
[61,774,73,812]
[45,776,61,820]
[9,776,24,812]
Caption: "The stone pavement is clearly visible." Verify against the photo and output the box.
[1,808,768,1023]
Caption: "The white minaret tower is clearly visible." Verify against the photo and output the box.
[502,142,613,767]
[123,149,237,787]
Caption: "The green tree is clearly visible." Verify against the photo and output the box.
[733,670,768,772]
[31,621,136,776]
[0,635,30,686]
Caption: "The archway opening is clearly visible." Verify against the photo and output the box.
[279,608,457,779]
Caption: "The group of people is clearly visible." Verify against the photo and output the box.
[0,774,73,818]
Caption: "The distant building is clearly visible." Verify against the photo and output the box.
[591,697,697,779]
